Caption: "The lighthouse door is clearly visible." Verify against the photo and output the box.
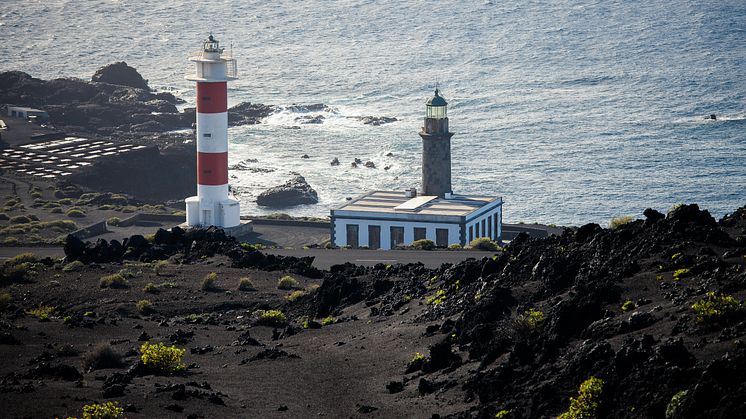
[202,209,212,226]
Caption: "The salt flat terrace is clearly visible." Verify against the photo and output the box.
[0,137,147,180]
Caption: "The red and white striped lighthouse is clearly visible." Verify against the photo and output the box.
[185,34,241,228]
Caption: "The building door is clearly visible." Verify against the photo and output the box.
[202,209,212,226]
[413,227,426,241]
[436,228,449,247]
[368,225,381,249]
[390,226,404,249]
[346,224,359,248]
[488,217,492,240]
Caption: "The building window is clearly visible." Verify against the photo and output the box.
[413,227,426,241]
[390,226,404,249]
[469,226,473,242]
[203,133,212,138]
[487,216,492,239]
[201,96,211,101]
[494,213,498,239]
[346,224,359,248]
[481,220,486,238]
[475,222,480,238]
[436,228,448,247]
[368,225,381,249]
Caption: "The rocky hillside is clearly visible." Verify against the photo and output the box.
[1,204,744,418]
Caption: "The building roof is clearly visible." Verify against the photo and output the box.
[333,190,500,220]
[426,89,448,107]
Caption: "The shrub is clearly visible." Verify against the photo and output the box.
[63,260,85,272]
[692,291,742,322]
[621,300,635,312]
[139,342,185,373]
[411,239,435,250]
[107,217,121,226]
[238,277,255,291]
[277,275,300,290]
[9,215,31,224]
[3,236,19,245]
[50,207,63,214]
[99,273,128,288]
[66,208,86,218]
[142,282,158,293]
[321,316,336,326]
[495,410,511,419]
[201,272,217,291]
[79,401,124,419]
[469,237,500,251]
[666,390,689,419]
[255,309,288,327]
[407,352,428,373]
[82,343,123,370]
[117,268,142,279]
[6,252,36,266]
[287,290,306,302]
[673,268,690,281]
[427,289,446,305]
[514,308,545,332]
[26,305,55,321]
[558,376,604,419]
[609,215,634,230]
[153,260,169,276]
[136,299,154,314]
[0,292,11,311]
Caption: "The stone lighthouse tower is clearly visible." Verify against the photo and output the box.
[419,88,454,197]
[184,35,241,228]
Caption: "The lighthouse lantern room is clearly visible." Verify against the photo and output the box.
[184,35,241,228]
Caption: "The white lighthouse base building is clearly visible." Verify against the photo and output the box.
[185,192,241,228]
[330,191,503,249]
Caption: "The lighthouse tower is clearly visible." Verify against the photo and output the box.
[185,35,240,228]
[419,88,454,198]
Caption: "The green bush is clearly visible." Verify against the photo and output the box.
[469,237,500,251]
[426,289,446,305]
[666,390,689,419]
[277,275,300,290]
[238,277,255,291]
[0,292,11,311]
[448,243,463,249]
[287,290,306,302]
[609,215,634,230]
[50,207,63,214]
[99,273,128,288]
[558,376,604,419]
[321,316,336,326]
[63,260,85,272]
[514,308,546,332]
[66,208,86,218]
[3,236,19,245]
[139,342,185,373]
[255,309,288,327]
[692,291,742,322]
[201,272,217,291]
[673,268,690,281]
[77,401,124,419]
[153,260,169,276]
[82,343,123,371]
[136,299,154,314]
[107,216,121,226]
[142,282,158,293]
[621,300,635,312]
[26,305,55,321]
[411,239,435,250]
[9,215,31,224]
[6,252,36,266]
[407,352,428,372]
[495,410,511,419]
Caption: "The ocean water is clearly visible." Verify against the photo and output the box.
[3,0,745,226]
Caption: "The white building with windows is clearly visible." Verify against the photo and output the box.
[330,89,503,249]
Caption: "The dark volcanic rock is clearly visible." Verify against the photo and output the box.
[353,116,398,126]
[91,62,149,90]
[228,102,276,126]
[256,175,319,207]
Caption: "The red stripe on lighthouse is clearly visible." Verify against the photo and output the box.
[197,152,229,185]
[196,82,228,114]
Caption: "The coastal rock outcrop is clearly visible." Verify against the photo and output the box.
[256,175,319,208]
[91,61,149,90]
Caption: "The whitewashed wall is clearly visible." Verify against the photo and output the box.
[333,218,461,250]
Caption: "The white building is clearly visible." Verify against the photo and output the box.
[330,89,503,249]
[331,191,502,249]
[6,106,49,121]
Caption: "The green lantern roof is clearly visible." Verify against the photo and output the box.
[426,89,448,107]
